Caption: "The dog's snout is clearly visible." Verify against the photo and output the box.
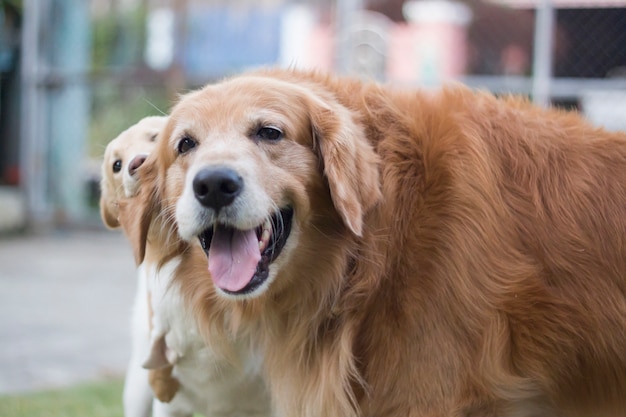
[128,155,148,176]
[193,167,243,210]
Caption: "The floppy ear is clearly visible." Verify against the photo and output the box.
[148,366,180,403]
[99,172,122,228]
[99,187,120,228]
[118,158,160,266]
[310,99,381,236]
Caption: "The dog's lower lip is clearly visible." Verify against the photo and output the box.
[197,207,294,295]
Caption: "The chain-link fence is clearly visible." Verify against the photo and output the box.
[82,0,626,135]
[465,1,626,120]
[6,0,626,227]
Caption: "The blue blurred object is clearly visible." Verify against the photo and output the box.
[184,5,282,79]
[0,7,17,73]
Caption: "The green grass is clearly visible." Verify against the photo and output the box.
[0,379,124,417]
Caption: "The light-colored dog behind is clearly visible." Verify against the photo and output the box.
[100,115,270,417]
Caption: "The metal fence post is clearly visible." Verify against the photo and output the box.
[335,0,364,73]
[20,0,91,227]
[47,0,91,224]
[532,0,555,107]
[20,0,51,227]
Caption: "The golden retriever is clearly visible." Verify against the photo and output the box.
[101,116,270,417]
[100,115,181,415]
[100,115,165,228]
[125,69,626,417]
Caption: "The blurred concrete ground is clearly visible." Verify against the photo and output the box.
[0,227,137,394]
[0,187,25,234]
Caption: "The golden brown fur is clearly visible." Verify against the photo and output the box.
[148,364,180,403]
[115,121,272,417]
[129,69,626,417]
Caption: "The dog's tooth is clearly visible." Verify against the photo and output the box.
[259,227,271,251]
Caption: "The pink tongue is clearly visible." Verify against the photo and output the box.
[208,225,261,292]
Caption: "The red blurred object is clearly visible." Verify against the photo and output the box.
[4,165,20,185]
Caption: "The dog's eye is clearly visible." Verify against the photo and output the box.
[177,136,197,154]
[256,127,283,142]
[112,160,122,173]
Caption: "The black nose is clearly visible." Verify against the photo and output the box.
[192,167,243,210]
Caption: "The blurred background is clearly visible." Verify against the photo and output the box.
[1,0,626,401]
[0,0,626,230]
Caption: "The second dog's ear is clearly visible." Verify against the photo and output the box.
[143,333,179,370]
[99,171,121,229]
[100,189,121,229]
[148,366,180,403]
[119,157,160,265]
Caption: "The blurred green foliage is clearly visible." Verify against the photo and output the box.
[88,82,169,158]
[88,5,170,158]
[1,0,21,12]
[92,6,147,70]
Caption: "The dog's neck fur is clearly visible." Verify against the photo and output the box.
[215,75,390,417]
[244,226,364,417]
[176,225,367,417]
[144,191,187,270]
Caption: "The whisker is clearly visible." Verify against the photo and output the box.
[143,97,167,116]
[268,200,283,252]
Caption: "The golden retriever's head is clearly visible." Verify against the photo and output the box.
[100,116,167,228]
[143,71,381,300]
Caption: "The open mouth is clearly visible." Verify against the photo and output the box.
[198,207,294,295]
